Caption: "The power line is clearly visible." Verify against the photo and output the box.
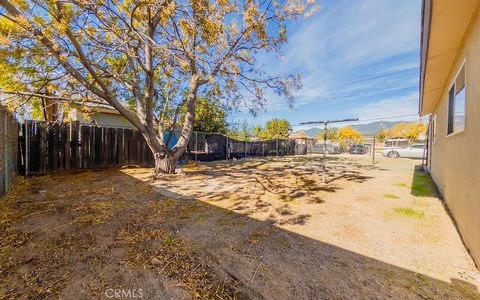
[299,118,360,125]
[355,113,420,122]
[301,68,418,91]
[263,85,418,108]
[230,113,421,128]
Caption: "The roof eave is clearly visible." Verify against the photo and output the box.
[419,0,432,117]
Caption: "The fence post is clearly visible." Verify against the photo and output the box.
[25,121,29,176]
[244,140,247,158]
[122,128,125,164]
[4,112,7,190]
[226,135,229,160]
[195,131,198,162]
[372,135,376,164]
[276,139,278,156]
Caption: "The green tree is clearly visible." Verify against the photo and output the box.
[252,125,264,140]
[193,97,227,134]
[0,0,315,174]
[261,118,292,139]
[228,120,250,142]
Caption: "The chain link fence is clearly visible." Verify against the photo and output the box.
[186,132,299,161]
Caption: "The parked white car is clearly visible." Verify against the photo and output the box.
[382,144,426,159]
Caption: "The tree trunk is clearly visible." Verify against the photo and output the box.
[154,153,177,176]
[142,130,185,177]
[145,77,199,177]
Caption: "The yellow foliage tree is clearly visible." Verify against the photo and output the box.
[377,122,427,140]
[337,126,362,140]
[0,0,317,174]
[337,126,363,149]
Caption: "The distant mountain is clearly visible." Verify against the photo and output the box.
[302,121,405,137]
[351,121,404,135]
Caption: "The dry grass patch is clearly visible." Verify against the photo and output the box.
[217,213,247,226]
[117,222,238,299]
[0,170,242,299]
[73,200,125,226]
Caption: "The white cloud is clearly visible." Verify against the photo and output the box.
[231,0,423,127]
[291,92,423,130]
[281,0,420,70]
[348,92,420,121]
[264,0,422,107]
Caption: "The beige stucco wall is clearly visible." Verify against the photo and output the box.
[429,10,480,267]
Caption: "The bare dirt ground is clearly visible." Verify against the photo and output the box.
[1,154,479,299]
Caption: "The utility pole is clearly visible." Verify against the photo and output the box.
[300,118,359,184]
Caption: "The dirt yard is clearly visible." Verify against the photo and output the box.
[1,155,479,299]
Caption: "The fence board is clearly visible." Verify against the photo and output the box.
[38,122,47,173]
[70,123,79,169]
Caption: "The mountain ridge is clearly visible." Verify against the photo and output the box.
[302,121,405,137]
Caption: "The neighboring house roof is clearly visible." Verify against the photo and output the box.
[289,132,316,140]
[68,101,137,128]
[419,0,480,116]
[73,101,123,115]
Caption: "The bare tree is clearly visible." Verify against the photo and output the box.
[0,0,316,174]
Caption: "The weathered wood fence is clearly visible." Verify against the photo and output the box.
[20,121,303,175]
[21,121,154,175]
[1,107,19,194]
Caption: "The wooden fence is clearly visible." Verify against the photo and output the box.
[1,107,19,194]
[21,121,154,175]
[20,121,302,175]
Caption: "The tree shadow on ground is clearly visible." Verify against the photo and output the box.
[144,173,479,299]
[222,192,312,226]
[1,170,478,299]
[183,156,376,200]
[151,156,382,227]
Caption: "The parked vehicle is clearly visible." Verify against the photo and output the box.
[382,144,426,159]
[384,138,409,148]
[349,144,367,154]
[311,144,341,154]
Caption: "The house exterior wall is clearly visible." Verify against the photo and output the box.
[74,110,135,129]
[87,112,135,128]
[428,10,480,266]
[0,106,19,195]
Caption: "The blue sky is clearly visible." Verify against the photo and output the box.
[229,0,423,130]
